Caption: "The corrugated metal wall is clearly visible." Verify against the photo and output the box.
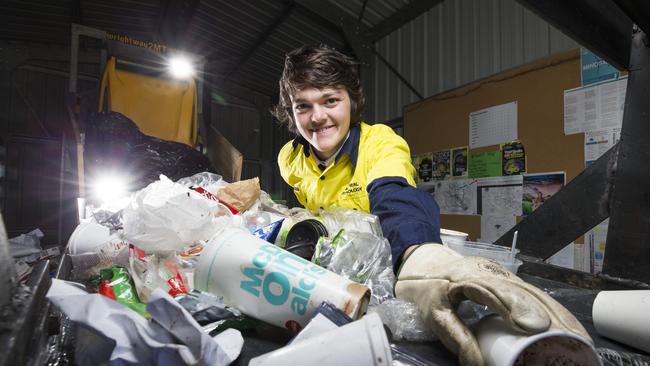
[370,0,578,123]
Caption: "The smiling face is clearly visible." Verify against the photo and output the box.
[291,86,352,161]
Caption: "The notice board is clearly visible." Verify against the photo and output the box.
[404,49,583,241]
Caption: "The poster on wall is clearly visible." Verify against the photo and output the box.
[501,140,526,176]
[476,176,523,216]
[451,147,468,178]
[421,179,477,215]
[581,47,619,86]
[522,172,565,215]
[412,153,433,184]
[431,150,451,180]
[468,151,501,178]
[469,101,518,149]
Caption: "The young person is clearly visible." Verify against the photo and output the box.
[273,45,442,270]
[273,45,591,366]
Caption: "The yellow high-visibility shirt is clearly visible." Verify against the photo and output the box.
[98,57,197,146]
[278,122,416,213]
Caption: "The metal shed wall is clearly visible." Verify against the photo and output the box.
[371,0,578,123]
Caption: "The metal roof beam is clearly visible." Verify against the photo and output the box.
[516,0,632,70]
[295,0,373,65]
[156,0,200,49]
[612,0,650,38]
[227,2,295,77]
[366,0,443,42]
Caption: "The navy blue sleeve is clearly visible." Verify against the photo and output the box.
[367,176,442,272]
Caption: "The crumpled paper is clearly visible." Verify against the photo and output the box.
[9,228,44,258]
[122,175,223,252]
[215,177,260,212]
[46,279,243,366]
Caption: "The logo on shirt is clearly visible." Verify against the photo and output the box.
[340,182,363,196]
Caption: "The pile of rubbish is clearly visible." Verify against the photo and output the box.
[46,172,433,366]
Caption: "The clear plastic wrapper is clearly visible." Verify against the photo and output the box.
[69,238,130,280]
[391,344,439,366]
[176,172,228,192]
[176,290,258,334]
[128,245,190,301]
[322,230,395,305]
[370,298,436,342]
[259,190,291,216]
[320,207,383,237]
[597,348,650,366]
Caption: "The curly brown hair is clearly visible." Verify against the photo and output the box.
[272,45,366,134]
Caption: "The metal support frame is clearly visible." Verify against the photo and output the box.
[68,23,209,189]
[497,1,650,285]
[516,0,632,70]
[602,29,650,283]
[495,144,617,258]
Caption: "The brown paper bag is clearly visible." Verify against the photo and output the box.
[215,177,260,212]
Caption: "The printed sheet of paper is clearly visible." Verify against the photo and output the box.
[573,243,591,273]
[480,215,516,243]
[469,101,518,149]
[419,179,477,215]
[476,176,523,216]
[546,243,575,270]
[584,128,620,166]
[564,77,627,135]
[586,219,609,274]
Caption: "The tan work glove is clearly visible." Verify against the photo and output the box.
[395,244,591,366]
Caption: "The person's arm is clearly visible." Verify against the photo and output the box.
[367,176,441,271]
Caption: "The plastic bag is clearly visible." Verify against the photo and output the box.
[321,230,395,305]
[122,175,224,252]
[176,172,228,192]
[84,112,216,192]
[129,245,190,302]
[320,207,383,237]
[370,298,436,342]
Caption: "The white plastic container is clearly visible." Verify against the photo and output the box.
[194,227,370,331]
[67,221,115,255]
[249,312,391,366]
[439,228,469,246]
[592,290,650,353]
[476,315,600,366]
[444,240,523,273]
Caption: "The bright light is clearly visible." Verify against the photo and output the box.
[92,175,127,204]
[168,56,194,79]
